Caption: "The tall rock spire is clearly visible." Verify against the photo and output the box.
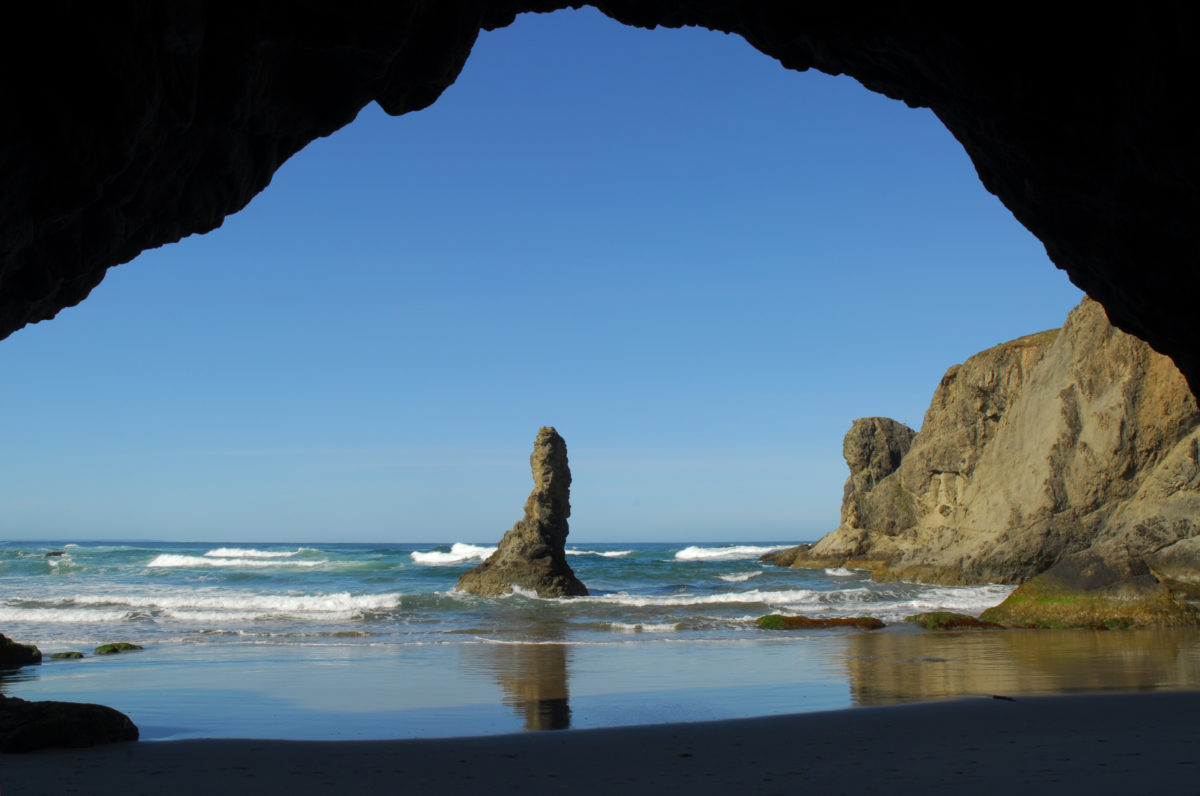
[457,427,587,598]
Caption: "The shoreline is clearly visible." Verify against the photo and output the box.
[4,691,1198,794]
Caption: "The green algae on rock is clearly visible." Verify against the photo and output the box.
[93,643,143,656]
[0,634,41,666]
[981,554,1200,629]
[49,651,85,660]
[904,612,1001,630]
[756,614,885,630]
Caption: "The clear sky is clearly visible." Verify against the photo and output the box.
[0,8,1083,544]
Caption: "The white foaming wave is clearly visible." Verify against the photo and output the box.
[410,543,495,565]
[147,554,326,569]
[717,570,763,583]
[69,591,400,614]
[0,607,133,623]
[583,588,820,608]
[675,544,791,562]
[606,622,679,633]
[1,590,402,625]
[824,567,857,577]
[203,547,298,559]
[782,584,1017,623]
[892,584,1016,617]
[566,549,632,558]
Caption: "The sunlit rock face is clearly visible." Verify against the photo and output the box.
[1,4,1197,392]
[786,299,1200,624]
[457,426,587,598]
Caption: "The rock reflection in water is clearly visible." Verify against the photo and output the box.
[461,627,572,731]
[844,627,1200,705]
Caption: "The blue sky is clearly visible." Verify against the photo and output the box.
[0,9,1082,544]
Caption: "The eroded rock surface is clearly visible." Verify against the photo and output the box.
[458,427,587,598]
[0,695,138,753]
[0,6,1197,396]
[783,298,1200,624]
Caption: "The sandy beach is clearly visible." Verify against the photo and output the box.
[4,691,1198,795]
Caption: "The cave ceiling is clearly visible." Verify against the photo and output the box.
[1,2,1196,391]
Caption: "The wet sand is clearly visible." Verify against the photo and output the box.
[4,691,1198,795]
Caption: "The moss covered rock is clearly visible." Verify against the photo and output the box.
[93,643,143,656]
[756,614,885,630]
[0,634,41,666]
[981,554,1200,628]
[904,612,1001,630]
[49,651,85,660]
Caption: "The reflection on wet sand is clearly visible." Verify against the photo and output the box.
[460,624,572,731]
[844,627,1200,705]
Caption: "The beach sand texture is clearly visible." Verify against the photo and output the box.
[4,692,1198,795]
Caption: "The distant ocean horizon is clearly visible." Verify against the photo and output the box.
[3,539,1199,740]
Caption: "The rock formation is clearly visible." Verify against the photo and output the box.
[0,633,41,666]
[0,694,139,753]
[779,298,1200,625]
[457,427,587,598]
[0,6,1198,396]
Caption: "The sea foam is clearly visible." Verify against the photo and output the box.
[0,590,403,625]
[717,570,763,583]
[675,544,791,562]
[147,554,326,568]
[410,543,495,565]
[204,547,299,559]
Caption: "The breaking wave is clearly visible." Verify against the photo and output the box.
[675,545,791,562]
[410,543,495,566]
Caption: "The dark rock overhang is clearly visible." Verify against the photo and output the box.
[2,3,1196,392]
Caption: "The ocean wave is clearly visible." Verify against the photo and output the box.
[1,590,402,624]
[581,588,821,608]
[410,543,495,565]
[566,549,632,558]
[68,591,400,613]
[675,544,791,562]
[0,607,134,623]
[717,571,762,583]
[824,567,856,577]
[203,547,298,559]
[146,554,327,569]
[605,622,679,633]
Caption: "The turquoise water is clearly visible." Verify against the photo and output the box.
[5,540,1200,739]
[0,540,1010,648]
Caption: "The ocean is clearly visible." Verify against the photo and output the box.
[4,540,1200,740]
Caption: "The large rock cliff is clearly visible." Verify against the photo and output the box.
[782,298,1200,624]
[458,427,587,598]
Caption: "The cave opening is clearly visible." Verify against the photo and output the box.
[0,8,1083,545]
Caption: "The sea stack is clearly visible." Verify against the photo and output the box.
[457,427,587,598]
[770,298,1200,626]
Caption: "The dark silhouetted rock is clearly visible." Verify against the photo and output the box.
[0,7,1198,397]
[0,694,138,753]
[458,427,587,598]
[0,634,41,666]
